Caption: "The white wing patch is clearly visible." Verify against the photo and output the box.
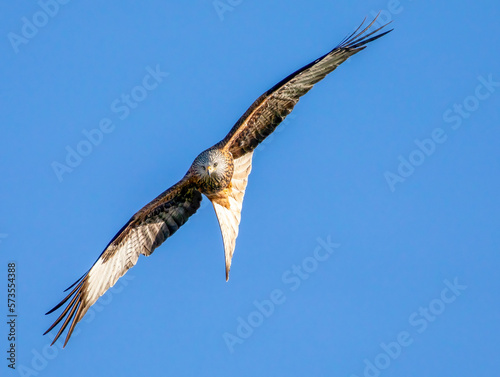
[84,230,141,310]
[83,209,191,317]
[212,152,253,281]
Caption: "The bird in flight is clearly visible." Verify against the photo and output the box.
[45,16,392,347]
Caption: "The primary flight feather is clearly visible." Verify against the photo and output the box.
[45,16,392,347]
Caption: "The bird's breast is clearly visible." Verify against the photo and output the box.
[199,169,233,195]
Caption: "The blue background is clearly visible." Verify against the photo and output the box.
[1,1,499,376]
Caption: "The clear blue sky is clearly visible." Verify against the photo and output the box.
[1,1,499,376]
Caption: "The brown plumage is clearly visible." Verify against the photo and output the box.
[45,16,392,347]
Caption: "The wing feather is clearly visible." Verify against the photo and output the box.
[220,15,392,158]
[44,176,202,347]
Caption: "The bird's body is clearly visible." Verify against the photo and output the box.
[191,148,234,196]
[45,16,392,347]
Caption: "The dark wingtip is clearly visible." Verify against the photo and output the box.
[44,276,87,348]
[45,305,60,315]
[338,12,394,51]
[45,278,85,315]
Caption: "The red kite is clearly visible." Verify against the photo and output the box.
[45,16,392,347]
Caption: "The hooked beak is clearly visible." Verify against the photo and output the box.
[207,166,215,176]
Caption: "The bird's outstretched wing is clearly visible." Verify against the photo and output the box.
[44,175,202,347]
[220,16,392,158]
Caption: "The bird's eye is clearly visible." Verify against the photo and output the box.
[214,162,218,167]
[202,166,206,170]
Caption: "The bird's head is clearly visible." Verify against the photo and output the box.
[192,148,233,187]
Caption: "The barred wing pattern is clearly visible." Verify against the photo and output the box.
[221,17,392,158]
[44,177,202,347]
